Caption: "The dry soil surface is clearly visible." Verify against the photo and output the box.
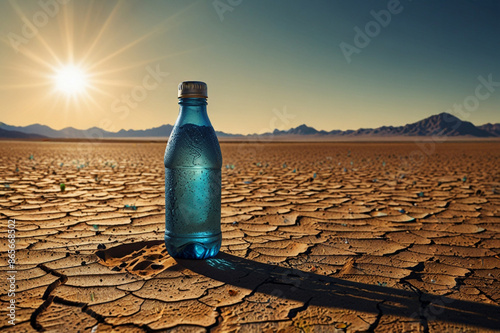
[0,141,499,332]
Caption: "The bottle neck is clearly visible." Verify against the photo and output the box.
[176,98,211,127]
[178,98,207,107]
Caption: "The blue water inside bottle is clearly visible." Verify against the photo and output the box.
[164,97,222,259]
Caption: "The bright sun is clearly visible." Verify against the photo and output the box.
[54,65,88,95]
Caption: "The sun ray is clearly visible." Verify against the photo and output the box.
[30,36,63,68]
[0,63,59,80]
[63,92,72,112]
[86,30,160,72]
[86,1,197,72]
[6,1,63,66]
[15,84,64,125]
[61,0,74,63]
[87,48,204,78]
[42,95,67,125]
[0,37,59,71]
[80,95,94,115]
[81,90,105,112]
[88,79,136,89]
[88,56,170,77]
[80,91,99,112]
[85,84,120,99]
[0,82,52,90]
[79,1,124,65]
[78,0,96,47]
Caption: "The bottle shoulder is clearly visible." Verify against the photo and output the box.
[164,123,222,168]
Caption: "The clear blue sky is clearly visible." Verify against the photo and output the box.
[0,0,499,134]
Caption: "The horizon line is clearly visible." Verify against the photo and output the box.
[1,112,499,135]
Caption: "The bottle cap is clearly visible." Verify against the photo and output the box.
[178,81,208,98]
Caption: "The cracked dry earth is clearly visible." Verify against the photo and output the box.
[0,141,499,333]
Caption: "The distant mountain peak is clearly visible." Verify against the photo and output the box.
[478,122,500,136]
[400,113,492,137]
[287,124,318,135]
[425,112,462,125]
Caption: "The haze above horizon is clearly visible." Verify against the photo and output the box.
[1,0,499,134]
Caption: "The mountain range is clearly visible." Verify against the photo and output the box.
[0,113,498,139]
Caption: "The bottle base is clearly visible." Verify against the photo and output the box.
[165,233,221,259]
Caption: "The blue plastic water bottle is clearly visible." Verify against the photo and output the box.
[164,81,222,259]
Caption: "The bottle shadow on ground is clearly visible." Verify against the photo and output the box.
[176,252,499,330]
[96,242,499,330]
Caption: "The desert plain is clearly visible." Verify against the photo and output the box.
[0,140,499,332]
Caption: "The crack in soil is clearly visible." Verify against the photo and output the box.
[400,280,429,333]
[366,300,386,332]
[31,263,116,332]
[30,264,69,331]
[287,297,312,320]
